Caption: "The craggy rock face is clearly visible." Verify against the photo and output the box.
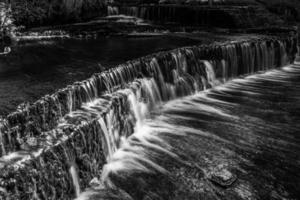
[10,0,107,27]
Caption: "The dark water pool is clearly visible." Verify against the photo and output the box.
[0,36,197,115]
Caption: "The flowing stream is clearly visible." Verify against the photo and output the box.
[81,64,300,200]
[0,34,298,199]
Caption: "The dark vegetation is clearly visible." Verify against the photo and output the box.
[257,0,300,23]
[10,0,107,28]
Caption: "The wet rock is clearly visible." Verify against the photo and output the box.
[208,165,237,188]
[0,186,7,197]
[24,136,38,148]
[89,177,104,189]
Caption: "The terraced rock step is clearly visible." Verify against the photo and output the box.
[0,93,131,199]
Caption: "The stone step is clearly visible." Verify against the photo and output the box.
[0,91,133,199]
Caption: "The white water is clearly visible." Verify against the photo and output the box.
[77,62,300,200]
[70,164,81,198]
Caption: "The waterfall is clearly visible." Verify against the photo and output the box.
[107,6,119,15]
[80,63,300,200]
[0,118,7,156]
[0,33,298,199]
[70,164,81,197]
[108,5,282,28]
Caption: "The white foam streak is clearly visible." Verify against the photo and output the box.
[70,165,81,198]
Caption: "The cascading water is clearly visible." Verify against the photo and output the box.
[0,33,298,199]
[79,64,300,200]
[70,164,81,197]
[108,6,119,16]
[106,4,282,28]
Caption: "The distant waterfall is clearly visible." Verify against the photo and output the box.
[107,6,119,15]
[0,34,297,199]
[105,5,283,28]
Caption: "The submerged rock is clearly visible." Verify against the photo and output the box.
[208,165,237,188]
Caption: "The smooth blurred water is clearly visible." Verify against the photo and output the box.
[0,36,196,115]
[98,64,300,200]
